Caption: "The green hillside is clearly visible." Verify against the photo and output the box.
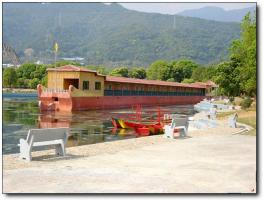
[3,3,241,66]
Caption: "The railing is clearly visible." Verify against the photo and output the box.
[43,88,69,93]
[104,90,205,96]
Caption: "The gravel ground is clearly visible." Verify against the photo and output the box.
[3,118,256,193]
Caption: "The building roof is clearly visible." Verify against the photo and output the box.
[106,76,206,89]
[193,81,218,88]
[47,65,106,77]
[47,65,207,89]
[206,80,218,87]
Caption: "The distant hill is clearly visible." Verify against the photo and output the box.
[178,6,256,22]
[3,3,241,66]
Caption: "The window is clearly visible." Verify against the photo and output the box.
[83,81,89,90]
[95,82,101,90]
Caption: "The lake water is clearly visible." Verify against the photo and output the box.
[2,93,195,154]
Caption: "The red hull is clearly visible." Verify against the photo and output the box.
[39,95,204,112]
[135,127,150,136]
[124,121,149,129]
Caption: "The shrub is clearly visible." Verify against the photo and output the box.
[240,97,253,109]
[29,78,40,89]
[229,96,235,102]
[182,78,195,83]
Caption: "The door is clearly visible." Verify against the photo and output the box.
[64,79,79,90]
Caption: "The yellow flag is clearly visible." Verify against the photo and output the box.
[54,42,59,53]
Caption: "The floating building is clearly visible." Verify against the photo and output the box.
[37,65,213,111]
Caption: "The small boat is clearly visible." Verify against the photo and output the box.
[124,120,145,129]
[149,123,163,134]
[122,120,163,134]
[117,118,129,129]
[111,105,165,135]
[135,127,150,136]
[111,117,122,128]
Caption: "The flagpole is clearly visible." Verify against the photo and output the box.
[55,49,57,90]
[54,42,58,91]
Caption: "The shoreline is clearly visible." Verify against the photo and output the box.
[2,88,37,93]
[3,118,249,171]
[3,122,256,193]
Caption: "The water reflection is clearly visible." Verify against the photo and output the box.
[3,96,195,154]
[37,110,142,149]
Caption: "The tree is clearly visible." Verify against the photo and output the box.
[16,63,36,79]
[52,60,82,67]
[85,65,108,75]
[15,63,48,88]
[110,67,129,77]
[169,60,199,82]
[229,12,256,96]
[41,76,48,87]
[29,78,40,89]
[146,60,170,80]
[204,66,218,81]
[191,65,218,82]
[182,78,195,83]
[191,67,206,81]
[16,78,28,88]
[167,78,175,82]
[214,61,240,97]
[171,65,185,82]
[128,67,146,79]
[175,60,199,78]
[147,59,200,82]
[3,68,17,88]
[32,65,47,79]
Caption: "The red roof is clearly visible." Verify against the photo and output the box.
[106,76,206,89]
[47,65,206,89]
[47,65,106,77]
[193,81,218,88]
[206,80,218,87]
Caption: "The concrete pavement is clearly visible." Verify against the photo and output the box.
[3,133,256,193]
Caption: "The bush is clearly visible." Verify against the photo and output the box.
[182,78,195,83]
[240,97,253,109]
[167,78,175,82]
[229,96,235,102]
[29,78,40,89]
[3,67,17,88]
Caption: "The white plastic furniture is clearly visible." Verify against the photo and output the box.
[164,118,188,139]
[208,107,217,120]
[18,128,69,161]
[228,113,238,128]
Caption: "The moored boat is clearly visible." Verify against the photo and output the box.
[37,65,212,112]
[111,105,165,134]
[135,127,150,136]
[111,117,122,128]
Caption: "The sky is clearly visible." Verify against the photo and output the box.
[119,2,256,15]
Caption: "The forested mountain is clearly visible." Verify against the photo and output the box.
[3,3,241,66]
[178,6,256,22]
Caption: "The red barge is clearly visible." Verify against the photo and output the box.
[37,65,214,112]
